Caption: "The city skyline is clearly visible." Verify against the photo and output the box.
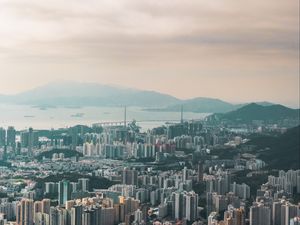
[0,0,299,107]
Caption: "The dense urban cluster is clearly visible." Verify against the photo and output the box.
[0,117,299,225]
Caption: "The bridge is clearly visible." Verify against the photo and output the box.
[92,119,204,127]
[91,106,202,127]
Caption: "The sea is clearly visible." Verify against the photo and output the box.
[0,104,209,131]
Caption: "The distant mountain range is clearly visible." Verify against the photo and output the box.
[147,98,276,113]
[0,81,179,108]
[147,97,236,113]
[0,81,296,114]
[207,103,300,124]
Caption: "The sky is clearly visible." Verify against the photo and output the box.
[0,0,299,107]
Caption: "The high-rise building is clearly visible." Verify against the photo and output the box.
[78,178,90,192]
[99,207,114,225]
[133,209,143,224]
[0,127,7,160]
[45,183,58,195]
[16,199,34,225]
[34,201,42,220]
[49,207,59,225]
[123,197,140,217]
[250,202,271,225]
[71,205,82,225]
[0,128,6,147]
[173,191,198,222]
[34,213,49,225]
[42,199,51,215]
[272,200,300,225]
[185,191,199,222]
[273,201,282,225]
[69,127,79,150]
[122,168,138,186]
[197,162,204,182]
[58,180,71,206]
[182,167,188,182]
[224,206,245,225]
[65,200,76,211]
[0,201,15,221]
[49,207,68,225]
[7,126,16,148]
[281,201,300,225]
[21,128,39,156]
[208,212,218,225]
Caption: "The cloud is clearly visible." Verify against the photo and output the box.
[0,0,298,51]
[0,0,298,106]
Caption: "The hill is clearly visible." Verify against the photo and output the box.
[0,81,179,107]
[246,125,300,170]
[0,81,282,113]
[146,99,276,113]
[149,97,236,113]
[34,173,117,191]
[208,103,299,124]
[36,148,83,161]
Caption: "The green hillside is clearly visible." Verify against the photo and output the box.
[36,148,83,161]
[209,103,299,124]
[246,126,300,170]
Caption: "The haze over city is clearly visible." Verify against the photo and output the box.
[0,0,299,107]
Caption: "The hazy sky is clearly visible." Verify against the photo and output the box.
[0,0,299,107]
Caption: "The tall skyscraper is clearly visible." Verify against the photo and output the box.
[224,206,245,225]
[0,127,8,160]
[272,201,282,225]
[82,208,98,225]
[58,180,71,206]
[250,202,271,225]
[197,161,204,182]
[208,212,218,225]
[21,128,39,156]
[34,201,42,220]
[42,199,51,215]
[34,212,49,225]
[16,199,34,225]
[7,126,16,148]
[49,207,68,225]
[78,178,90,192]
[182,167,188,182]
[69,127,79,150]
[0,128,6,147]
[71,205,82,225]
[185,191,199,222]
[174,192,185,219]
[272,200,300,225]
[122,168,138,186]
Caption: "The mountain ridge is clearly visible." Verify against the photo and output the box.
[0,81,180,107]
[207,103,300,125]
[0,81,295,112]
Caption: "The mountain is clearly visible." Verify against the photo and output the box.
[148,97,236,113]
[145,98,277,113]
[208,103,300,124]
[0,81,180,107]
[246,125,300,170]
[234,101,275,109]
[0,82,286,112]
